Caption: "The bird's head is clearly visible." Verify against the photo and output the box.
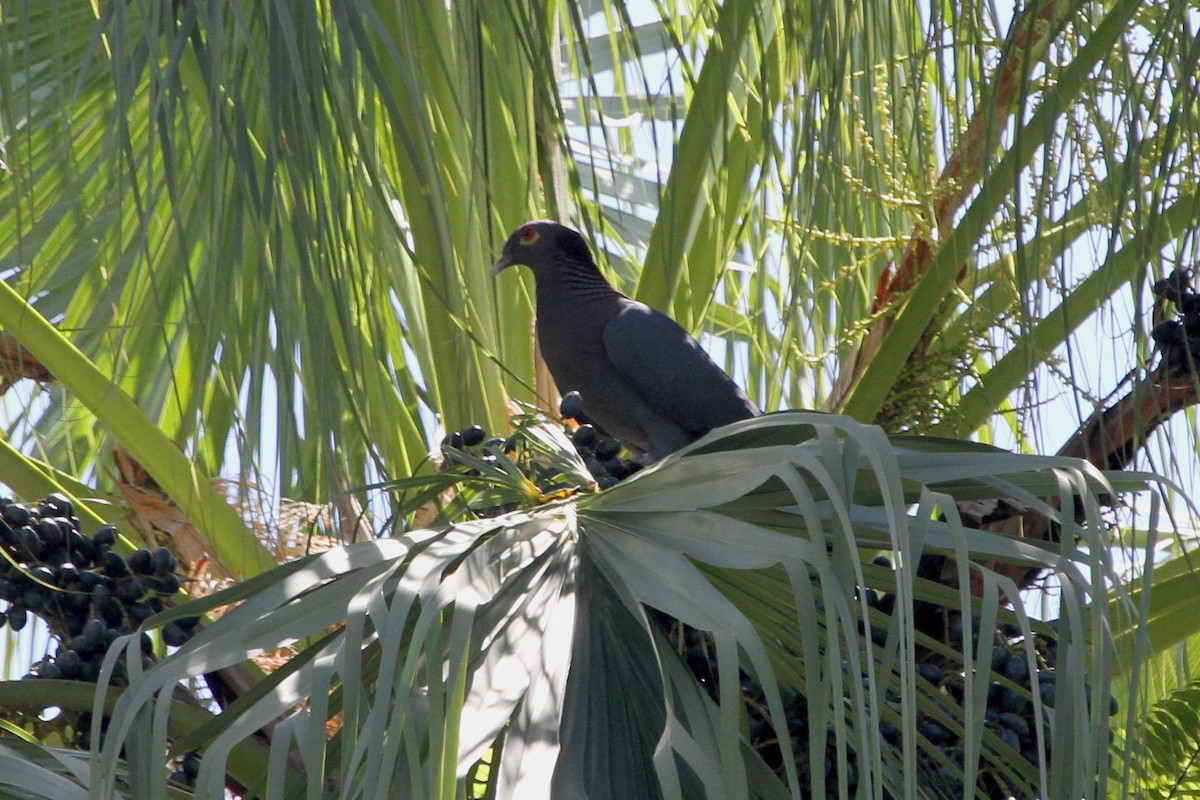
[490,220,593,277]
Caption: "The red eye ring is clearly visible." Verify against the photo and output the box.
[520,227,537,244]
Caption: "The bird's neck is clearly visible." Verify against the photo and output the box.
[535,258,624,308]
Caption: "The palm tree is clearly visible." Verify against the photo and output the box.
[0,0,1197,797]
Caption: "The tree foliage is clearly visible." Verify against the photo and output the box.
[0,0,1198,797]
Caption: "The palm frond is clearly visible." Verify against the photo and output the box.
[88,415,1145,799]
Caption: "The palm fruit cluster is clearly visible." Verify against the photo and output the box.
[1151,269,1200,374]
[437,390,642,500]
[557,391,643,488]
[0,493,199,688]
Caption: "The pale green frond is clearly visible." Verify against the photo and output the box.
[90,415,1146,799]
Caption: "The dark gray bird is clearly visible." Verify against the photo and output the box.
[492,220,759,460]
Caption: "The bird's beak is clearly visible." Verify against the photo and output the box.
[489,253,514,277]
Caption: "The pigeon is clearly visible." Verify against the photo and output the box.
[492,220,759,460]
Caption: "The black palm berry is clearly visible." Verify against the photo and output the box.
[162,622,190,647]
[6,606,26,631]
[1177,292,1200,316]
[78,571,104,592]
[118,578,145,602]
[16,527,42,560]
[83,618,106,646]
[67,530,94,565]
[79,659,100,683]
[30,565,56,585]
[36,518,65,548]
[64,615,85,638]
[153,572,181,594]
[57,650,82,679]
[559,391,584,420]
[606,459,635,480]
[128,548,153,575]
[97,597,124,628]
[916,662,943,685]
[129,602,155,624]
[92,525,118,548]
[64,590,90,613]
[42,493,75,518]
[151,547,177,575]
[460,425,487,447]
[595,438,621,460]
[572,424,599,449]
[1004,653,1030,683]
[1152,319,1183,346]
[21,587,46,611]
[57,563,80,587]
[2,504,31,527]
[101,551,130,578]
[1152,270,1190,304]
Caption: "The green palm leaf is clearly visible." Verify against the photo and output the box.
[85,415,1140,799]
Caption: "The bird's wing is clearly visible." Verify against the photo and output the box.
[601,301,758,437]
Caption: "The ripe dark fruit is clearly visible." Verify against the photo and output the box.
[92,525,118,548]
[128,549,153,575]
[154,573,181,594]
[36,518,65,548]
[151,547,177,575]
[7,606,27,631]
[83,618,106,646]
[595,438,621,460]
[118,578,145,602]
[67,530,94,562]
[162,622,190,647]
[16,527,42,560]
[461,425,487,447]
[58,650,82,679]
[129,602,154,624]
[20,588,45,611]
[1004,653,1029,683]
[58,563,80,586]
[572,424,599,449]
[916,663,942,685]
[31,565,56,585]
[559,391,584,420]
[2,504,31,527]
[97,597,124,628]
[101,551,130,578]
[42,493,75,518]
[1152,319,1183,346]
[182,754,201,780]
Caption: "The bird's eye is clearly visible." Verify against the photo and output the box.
[519,227,539,245]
